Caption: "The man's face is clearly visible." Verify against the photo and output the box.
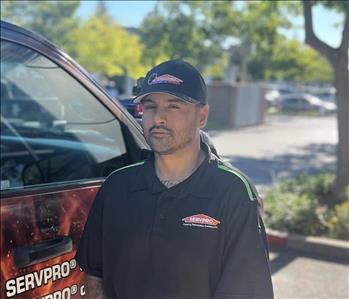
[141,93,209,155]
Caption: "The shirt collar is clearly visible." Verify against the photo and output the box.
[130,141,218,198]
[184,142,218,198]
[129,151,164,193]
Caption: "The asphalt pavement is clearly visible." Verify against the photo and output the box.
[270,248,348,299]
[208,114,349,299]
[209,114,337,192]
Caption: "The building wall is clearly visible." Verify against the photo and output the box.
[207,83,265,128]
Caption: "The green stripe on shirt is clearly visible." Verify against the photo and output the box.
[114,161,145,173]
[217,164,255,201]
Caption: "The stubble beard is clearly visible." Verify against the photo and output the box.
[145,130,197,155]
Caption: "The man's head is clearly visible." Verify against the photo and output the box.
[134,60,209,155]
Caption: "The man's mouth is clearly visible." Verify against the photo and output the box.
[149,126,172,137]
[150,129,171,137]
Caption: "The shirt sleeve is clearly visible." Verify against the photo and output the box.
[213,183,274,299]
[75,184,106,278]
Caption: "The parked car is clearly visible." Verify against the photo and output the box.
[0,20,150,299]
[118,82,144,120]
[264,84,297,107]
[119,97,143,119]
[313,87,336,103]
[278,93,337,114]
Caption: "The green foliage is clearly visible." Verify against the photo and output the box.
[69,16,147,78]
[265,191,321,235]
[1,1,146,79]
[1,0,340,85]
[140,1,228,76]
[219,1,301,82]
[1,0,80,50]
[275,172,335,201]
[325,200,349,239]
[311,0,349,13]
[250,38,334,83]
[204,53,230,81]
[265,173,348,240]
[244,1,335,83]
[143,1,333,83]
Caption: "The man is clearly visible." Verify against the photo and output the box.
[76,60,273,299]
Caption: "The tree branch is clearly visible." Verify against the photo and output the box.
[302,1,336,65]
[339,12,349,54]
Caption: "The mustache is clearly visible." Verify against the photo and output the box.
[149,125,172,133]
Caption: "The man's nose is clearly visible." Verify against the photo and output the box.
[154,108,167,125]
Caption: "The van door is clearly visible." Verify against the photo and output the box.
[0,39,141,298]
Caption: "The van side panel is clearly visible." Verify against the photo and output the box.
[0,186,100,298]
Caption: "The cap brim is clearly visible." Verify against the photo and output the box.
[133,91,200,105]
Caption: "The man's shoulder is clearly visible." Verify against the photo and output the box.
[114,161,145,173]
[209,157,258,202]
[106,161,145,182]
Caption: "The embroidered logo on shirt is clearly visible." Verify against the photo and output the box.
[148,73,183,85]
[182,214,221,229]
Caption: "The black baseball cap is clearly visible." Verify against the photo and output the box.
[134,60,207,105]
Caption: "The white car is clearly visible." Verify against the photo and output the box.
[313,87,336,103]
[264,86,297,107]
[278,93,337,114]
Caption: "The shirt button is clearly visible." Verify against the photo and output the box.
[159,213,165,220]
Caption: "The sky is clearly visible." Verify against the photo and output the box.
[77,1,344,48]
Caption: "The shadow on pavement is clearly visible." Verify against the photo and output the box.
[270,247,349,276]
[222,143,336,187]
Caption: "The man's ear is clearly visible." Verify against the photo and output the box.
[198,105,209,129]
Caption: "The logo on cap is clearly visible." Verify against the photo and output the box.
[148,73,183,85]
[182,214,221,229]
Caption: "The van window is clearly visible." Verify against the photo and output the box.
[0,40,127,190]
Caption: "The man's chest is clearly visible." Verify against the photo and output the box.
[103,192,226,259]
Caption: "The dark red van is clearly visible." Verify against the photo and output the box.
[0,20,149,299]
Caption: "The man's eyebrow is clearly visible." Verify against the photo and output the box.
[141,97,185,104]
[141,97,155,104]
[167,98,184,103]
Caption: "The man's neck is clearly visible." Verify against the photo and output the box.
[154,144,205,184]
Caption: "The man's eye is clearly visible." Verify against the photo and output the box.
[144,105,156,110]
[169,105,180,109]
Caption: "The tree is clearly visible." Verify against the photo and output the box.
[303,1,349,195]
[0,0,80,50]
[140,1,228,77]
[141,1,330,83]
[184,1,307,82]
[95,0,109,20]
[249,37,334,83]
[70,16,146,79]
[234,1,289,81]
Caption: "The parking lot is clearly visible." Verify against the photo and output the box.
[209,114,337,191]
[210,114,349,299]
[270,248,348,299]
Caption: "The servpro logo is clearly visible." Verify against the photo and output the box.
[182,214,221,229]
[5,259,84,298]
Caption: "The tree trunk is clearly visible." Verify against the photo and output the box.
[303,1,349,196]
[240,55,248,82]
[334,58,349,194]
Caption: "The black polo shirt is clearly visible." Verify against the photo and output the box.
[76,144,273,299]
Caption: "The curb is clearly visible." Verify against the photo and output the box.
[266,229,349,260]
